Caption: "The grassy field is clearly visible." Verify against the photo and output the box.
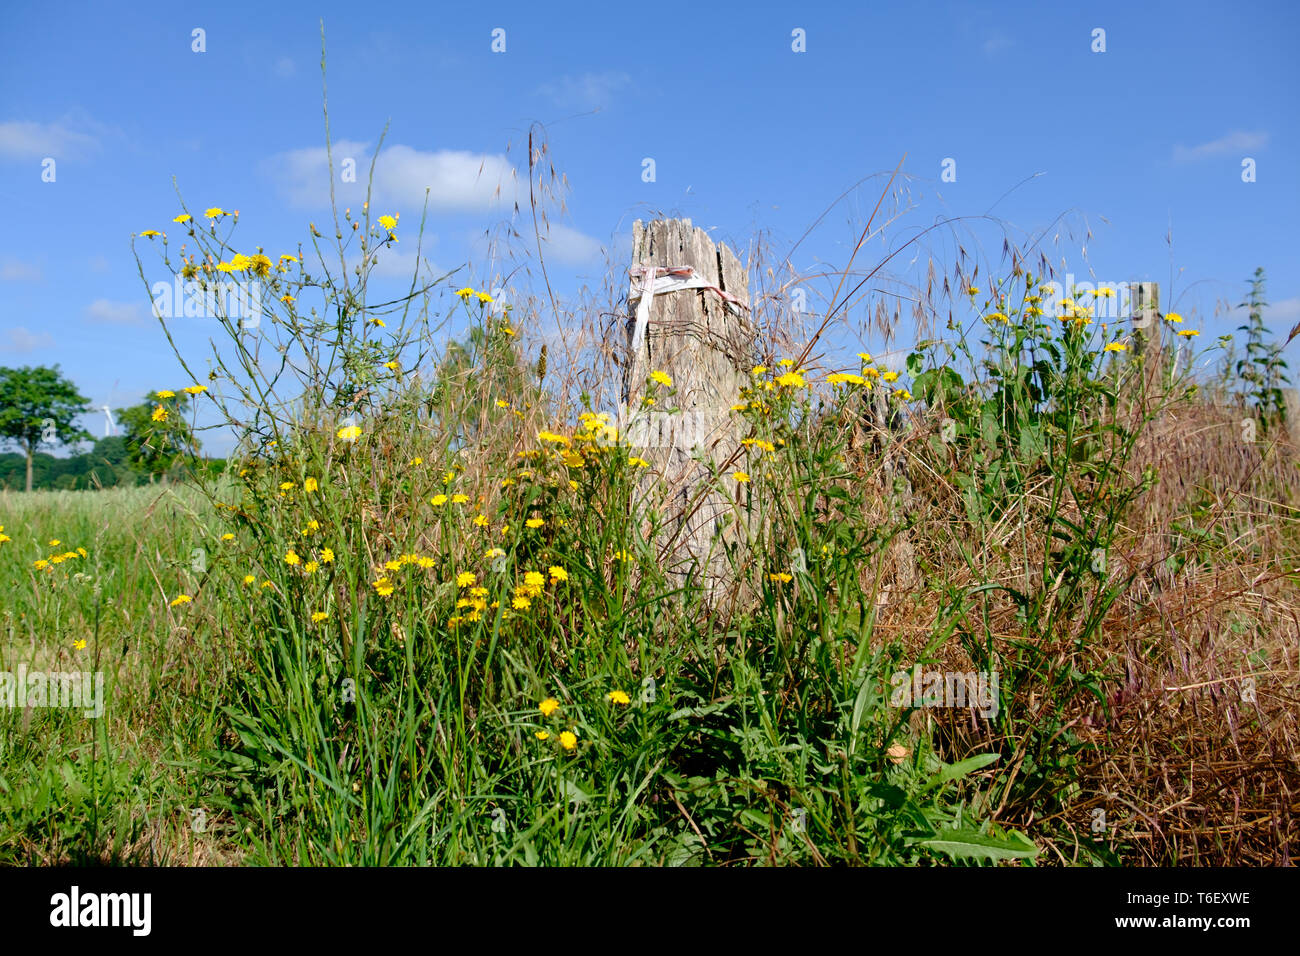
[2,200,1297,866]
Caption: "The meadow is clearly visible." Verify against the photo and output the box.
[1,180,1296,867]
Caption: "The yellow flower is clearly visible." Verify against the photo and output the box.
[279,254,298,263]
[33,560,48,570]
[183,384,207,394]
[48,538,60,546]
[535,730,550,740]
[473,514,490,528]
[1103,342,1127,353]
[369,317,385,327]
[311,611,329,623]
[451,494,469,504]
[284,550,301,566]
[769,572,793,583]
[881,371,899,383]
[243,574,256,585]
[377,214,398,230]
[1177,329,1199,337]
[169,594,192,607]
[967,286,979,295]
[430,494,449,506]
[775,371,806,388]
[303,477,319,493]
[372,577,394,596]
[476,291,493,304]
[173,214,192,223]
[778,358,795,367]
[383,361,399,370]
[337,424,362,441]
[733,471,750,483]
[139,229,162,239]
[204,207,226,219]
[1165,312,1184,323]
[525,518,544,529]
[417,556,435,569]
[410,457,423,465]
[455,287,475,300]
[151,405,167,422]
[751,365,768,375]
[650,370,673,387]
[628,456,649,468]
[537,430,570,446]
[826,373,865,385]
[539,698,560,717]
[303,561,319,574]
[320,548,335,564]
[384,559,402,572]
[984,312,1009,324]
[548,566,568,584]
[559,731,577,751]
[607,690,631,705]
[73,639,87,650]
[221,533,235,541]
[457,571,476,587]
[512,596,532,610]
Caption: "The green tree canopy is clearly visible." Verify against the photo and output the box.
[115,390,201,480]
[0,364,93,491]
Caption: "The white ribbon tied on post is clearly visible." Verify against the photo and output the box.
[627,263,749,359]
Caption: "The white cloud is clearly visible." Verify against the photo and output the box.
[1,326,54,352]
[350,247,446,279]
[537,223,604,265]
[0,259,41,281]
[0,119,100,160]
[1265,296,1300,324]
[1173,130,1269,162]
[534,72,631,110]
[265,141,518,212]
[85,299,146,326]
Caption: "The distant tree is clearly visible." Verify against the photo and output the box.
[116,390,201,481]
[0,365,93,492]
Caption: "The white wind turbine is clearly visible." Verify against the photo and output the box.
[100,405,115,437]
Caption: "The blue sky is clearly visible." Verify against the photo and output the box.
[1,0,1297,457]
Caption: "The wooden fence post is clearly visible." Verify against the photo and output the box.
[622,219,755,598]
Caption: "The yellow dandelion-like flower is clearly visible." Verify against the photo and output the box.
[337,424,362,442]
[311,611,329,623]
[151,405,167,422]
[539,698,560,717]
[279,254,298,263]
[183,384,207,394]
[451,494,469,504]
[473,514,490,528]
[372,577,394,596]
[320,548,335,564]
[826,373,865,386]
[204,207,226,219]
[377,214,398,230]
[417,556,435,569]
[650,370,673,387]
[456,571,476,587]
[778,358,795,367]
[628,456,649,468]
[410,457,423,465]
[383,361,399,370]
[512,596,532,610]
[284,550,301,566]
[302,477,318,493]
[476,291,493,304]
[967,286,979,296]
[303,561,319,574]
[1104,342,1127,353]
[33,559,49,570]
[733,471,751,483]
[881,371,899,383]
[535,730,550,740]
[455,287,475,300]
[73,639,87,650]
[607,690,631,705]
[174,214,192,224]
[770,572,794,583]
[559,731,577,751]
[775,371,805,388]
[548,566,568,584]
[139,229,163,239]
[1177,329,1199,337]
[169,594,192,607]
[243,574,255,585]
[221,533,235,542]
[525,518,544,529]
[1165,312,1184,323]
[384,559,402,572]
[49,539,60,546]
